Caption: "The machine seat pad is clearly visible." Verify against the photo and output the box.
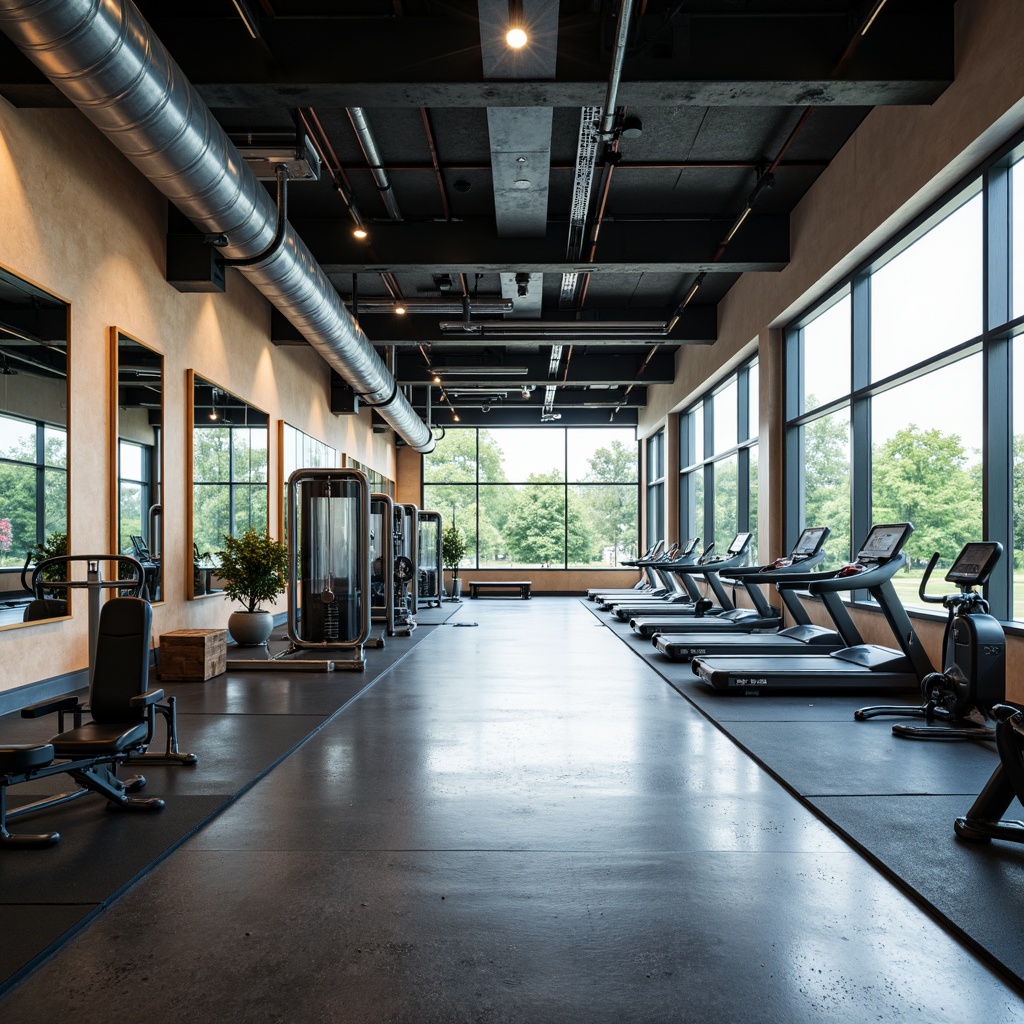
[50,721,148,758]
[0,744,55,774]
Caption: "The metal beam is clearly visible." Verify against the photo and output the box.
[426,407,639,428]
[305,217,788,274]
[395,349,677,386]
[271,305,717,346]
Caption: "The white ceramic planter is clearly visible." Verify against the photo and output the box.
[228,609,274,646]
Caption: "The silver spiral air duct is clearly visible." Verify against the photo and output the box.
[0,0,434,452]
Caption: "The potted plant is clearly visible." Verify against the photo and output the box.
[215,528,288,646]
[442,521,467,602]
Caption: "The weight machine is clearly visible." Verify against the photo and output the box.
[417,510,443,608]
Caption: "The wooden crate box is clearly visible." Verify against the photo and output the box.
[159,628,227,681]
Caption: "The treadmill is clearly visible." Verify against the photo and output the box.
[596,538,701,611]
[692,523,934,694]
[586,540,666,600]
[639,526,830,642]
[609,533,752,622]
[592,540,683,606]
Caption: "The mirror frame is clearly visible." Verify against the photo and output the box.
[109,327,163,602]
[0,262,71,630]
[186,369,270,600]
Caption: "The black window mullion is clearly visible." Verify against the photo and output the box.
[985,162,1013,615]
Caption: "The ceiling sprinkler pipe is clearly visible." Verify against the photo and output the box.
[0,0,433,452]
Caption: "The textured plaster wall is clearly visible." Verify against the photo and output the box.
[0,100,395,694]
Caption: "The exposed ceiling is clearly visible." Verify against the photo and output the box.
[0,0,955,429]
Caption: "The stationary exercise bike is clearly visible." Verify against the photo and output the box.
[955,704,1024,845]
[854,542,1004,739]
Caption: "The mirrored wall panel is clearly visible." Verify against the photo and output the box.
[279,421,337,542]
[189,371,269,599]
[0,267,69,627]
[112,329,163,602]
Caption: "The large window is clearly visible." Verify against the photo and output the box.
[786,142,1024,617]
[423,428,638,569]
[679,359,759,560]
[0,412,67,568]
[645,430,665,546]
[117,439,152,553]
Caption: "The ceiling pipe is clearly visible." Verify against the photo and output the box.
[346,107,403,222]
[599,0,637,140]
[0,0,434,453]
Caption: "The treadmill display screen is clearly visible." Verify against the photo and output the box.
[792,527,828,557]
[856,523,912,562]
[680,537,699,557]
[727,533,752,555]
[945,542,1001,585]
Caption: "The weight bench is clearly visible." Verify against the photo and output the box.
[468,580,532,600]
[0,597,167,848]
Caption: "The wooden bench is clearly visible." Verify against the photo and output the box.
[468,580,532,600]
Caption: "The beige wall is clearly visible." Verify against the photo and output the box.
[0,100,395,694]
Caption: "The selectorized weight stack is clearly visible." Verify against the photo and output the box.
[368,492,396,647]
[417,510,443,609]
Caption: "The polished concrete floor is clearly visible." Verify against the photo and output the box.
[2,598,1023,1022]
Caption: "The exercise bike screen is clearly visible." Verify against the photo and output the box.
[856,523,911,561]
[946,542,1000,585]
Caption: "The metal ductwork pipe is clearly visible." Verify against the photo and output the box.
[0,0,434,453]
[346,107,403,222]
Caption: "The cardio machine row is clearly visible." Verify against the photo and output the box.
[615,523,1024,851]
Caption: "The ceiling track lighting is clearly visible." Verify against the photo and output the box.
[506,0,528,48]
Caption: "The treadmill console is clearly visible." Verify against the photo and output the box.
[855,523,913,564]
[726,533,752,556]
[679,536,699,557]
[945,541,1002,587]
[791,526,830,559]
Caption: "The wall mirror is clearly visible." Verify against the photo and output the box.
[279,421,338,543]
[111,329,163,602]
[188,371,269,599]
[0,266,69,628]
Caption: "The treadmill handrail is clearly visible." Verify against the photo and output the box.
[722,550,826,579]
[806,552,907,595]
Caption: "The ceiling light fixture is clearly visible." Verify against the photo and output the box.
[434,366,530,377]
[352,226,368,240]
[860,0,889,36]
[348,298,512,315]
[506,0,528,48]
[394,303,407,315]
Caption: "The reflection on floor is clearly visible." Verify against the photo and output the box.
[0,598,1022,1022]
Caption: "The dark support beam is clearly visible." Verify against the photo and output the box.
[302,218,789,274]
[422,407,639,428]
[0,6,953,109]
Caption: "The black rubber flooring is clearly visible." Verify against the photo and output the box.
[586,597,1024,987]
[0,598,1021,1022]
[0,608,459,993]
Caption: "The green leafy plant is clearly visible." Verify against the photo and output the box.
[442,522,467,580]
[215,528,288,612]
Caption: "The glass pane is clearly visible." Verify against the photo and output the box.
[749,446,759,562]
[119,440,143,480]
[803,295,850,412]
[747,362,759,442]
[713,379,738,455]
[646,431,664,481]
[193,426,231,482]
[44,426,66,469]
[1012,158,1024,321]
[870,192,983,381]
[713,455,738,549]
[484,483,565,567]
[801,409,850,568]
[1009,336,1024,619]
[570,483,638,566]
[0,463,35,566]
[693,403,704,464]
[43,468,67,538]
[871,355,983,611]
[119,481,143,550]
[233,426,268,483]
[233,483,268,536]
[482,428,564,483]
[423,483,477,567]
[0,414,35,462]
[424,429,477,482]
[691,470,704,547]
[567,428,637,482]
[192,484,231,557]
